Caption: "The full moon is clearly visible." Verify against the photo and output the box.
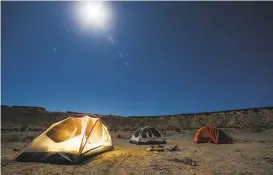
[75,1,111,30]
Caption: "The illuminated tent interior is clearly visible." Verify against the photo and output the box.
[129,126,167,145]
[14,116,113,164]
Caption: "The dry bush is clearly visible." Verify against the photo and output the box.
[117,134,122,139]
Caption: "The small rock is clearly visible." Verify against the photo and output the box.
[191,161,197,166]
[167,157,197,166]
[166,145,181,152]
[147,147,152,151]
[147,146,154,151]
[156,170,166,175]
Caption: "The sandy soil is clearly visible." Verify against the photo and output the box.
[1,130,273,175]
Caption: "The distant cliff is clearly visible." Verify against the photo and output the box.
[1,105,273,131]
[1,105,46,111]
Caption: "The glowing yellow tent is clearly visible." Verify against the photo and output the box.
[15,115,113,164]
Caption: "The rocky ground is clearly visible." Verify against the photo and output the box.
[2,129,273,175]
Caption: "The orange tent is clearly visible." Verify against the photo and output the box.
[193,125,232,144]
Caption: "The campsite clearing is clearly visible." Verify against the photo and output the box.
[2,129,273,175]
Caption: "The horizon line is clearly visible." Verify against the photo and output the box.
[1,104,273,117]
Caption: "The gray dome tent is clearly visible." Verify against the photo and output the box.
[129,126,166,145]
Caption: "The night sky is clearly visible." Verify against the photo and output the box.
[2,2,273,116]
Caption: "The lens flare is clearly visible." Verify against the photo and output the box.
[76,1,111,30]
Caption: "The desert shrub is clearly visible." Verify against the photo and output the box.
[117,134,121,139]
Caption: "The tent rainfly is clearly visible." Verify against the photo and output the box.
[129,126,166,145]
[193,125,232,144]
[14,116,113,164]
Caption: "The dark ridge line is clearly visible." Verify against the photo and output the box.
[126,106,273,118]
[1,104,273,118]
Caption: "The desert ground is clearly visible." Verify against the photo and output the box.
[1,129,273,175]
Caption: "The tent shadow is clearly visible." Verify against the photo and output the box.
[14,147,115,166]
[75,147,115,165]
